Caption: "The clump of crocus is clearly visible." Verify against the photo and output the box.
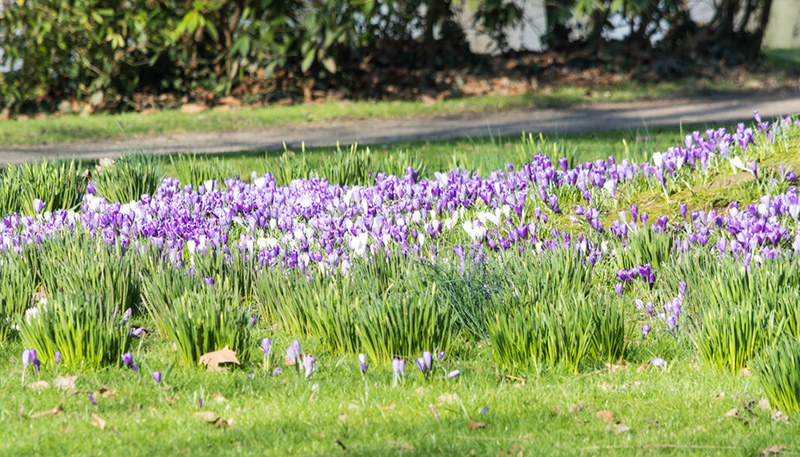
[642,324,651,338]
[152,371,162,384]
[392,358,406,387]
[121,352,138,372]
[21,349,38,384]
[415,351,432,375]
[358,353,367,375]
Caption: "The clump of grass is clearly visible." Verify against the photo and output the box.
[357,286,454,362]
[17,291,132,368]
[170,153,237,189]
[0,159,86,215]
[0,254,37,341]
[488,293,624,374]
[143,278,252,365]
[694,303,784,373]
[616,226,674,270]
[37,234,142,315]
[92,154,164,203]
[752,337,800,414]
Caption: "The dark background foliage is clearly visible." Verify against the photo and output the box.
[0,0,776,113]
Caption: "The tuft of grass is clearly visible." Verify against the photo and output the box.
[752,336,800,414]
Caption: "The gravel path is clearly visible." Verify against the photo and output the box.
[1,89,799,165]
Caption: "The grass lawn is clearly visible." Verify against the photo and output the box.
[0,75,791,146]
[1,114,799,457]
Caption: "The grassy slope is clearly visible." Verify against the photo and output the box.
[0,78,776,146]
[2,120,799,456]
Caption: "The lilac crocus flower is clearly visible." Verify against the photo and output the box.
[416,351,432,374]
[667,315,677,334]
[121,352,137,371]
[251,315,258,326]
[786,171,797,182]
[203,276,214,286]
[22,349,32,371]
[446,370,461,379]
[615,282,623,298]
[33,199,46,214]
[642,324,651,338]
[272,367,282,376]
[652,357,666,367]
[89,393,96,406]
[392,358,406,386]
[122,308,131,323]
[286,340,301,365]
[261,338,272,358]
[152,371,162,384]
[438,351,445,362]
[480,406,488,416]
[302,355,315,379]
[359,353,367,374]
[646,302,653,317]
[54,351,61,366]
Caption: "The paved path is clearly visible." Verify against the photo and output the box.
[2,89,799,165]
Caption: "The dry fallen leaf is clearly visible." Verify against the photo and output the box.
[399,442,414,450]
[761,445,787,456]
[438,393,459,404]
[599,382,614,391]
[739,367,752,376]
[499,443,523,456]
[759,399,771,411]
[194,411,233,427]
[595,410,615,423]
[53,375,78,390]
[429,404,439,422]
[722,408,739,419]
[29,380,50,390]
[771,409,790,424]
[90,413,107,430]
[414,387,428,396]
[468,419,487,431]
[610,423,631,434]
[378,403,396,410]
[605,362,628,373]
[198,345,240,372]
[338,413,347,422]
[95,387,116,398]
[715,392,726,399]
[210,392,228,403]
[568,401,587,413]
[30,405,63,418]
[165,395,181,405]
[636,363,649,373]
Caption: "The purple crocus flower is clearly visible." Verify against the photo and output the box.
[22,349,32,370]
[302,355,315,379]
[680,203,687,220]
[121,352,137,371]
[642,324,651,338]
[667,315,677,334]
[438,351,445,362]
[54,351,61,366]
[359,353,367,374]
[152,371,162,384]
[203,276,214,286]
[286,340,301,365]
[251,315,258,326]
[89,393,96,406]
[261,338,272,358]
[786,171,797,182]
[615,282,623,298]
[392,358,406,386]
[199,397,203,408]
[130,327,146,337]
[272,367,282,376]
[646,301,653,317]
[480,406,488,416]
[652,357,666,367]
[416,351,432,374]
[121,308,131,323]
[747,161,758,179]
[446,370,461,379]
[33,199,46,214]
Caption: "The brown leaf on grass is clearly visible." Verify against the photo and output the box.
[198,346,240,372]
[499,444,523,456]
[429,404,439,422]
[595,410,615,423]
[90,413,107,430]
[605,362,629,373]
[438,393,459,404]
[771,409,790,424]
[636,363,649,373]
[165,395,181,404]
[609,423,631,434]
[378,403,396,410]
[468,419,487,431]
[568,401,587,413]
[715,392,726,399]
[31,285,47,303]
[29,380,50,390]
[30,405,63,418]
[722,408,739,419]
[761,445,787,456]
[414,387,428,395]
[95,387,116,398]
[194,411,234,427]
[399,442,414,450]
[53,375,78,390]
[599,382,614,391]
[210,392,228,403]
